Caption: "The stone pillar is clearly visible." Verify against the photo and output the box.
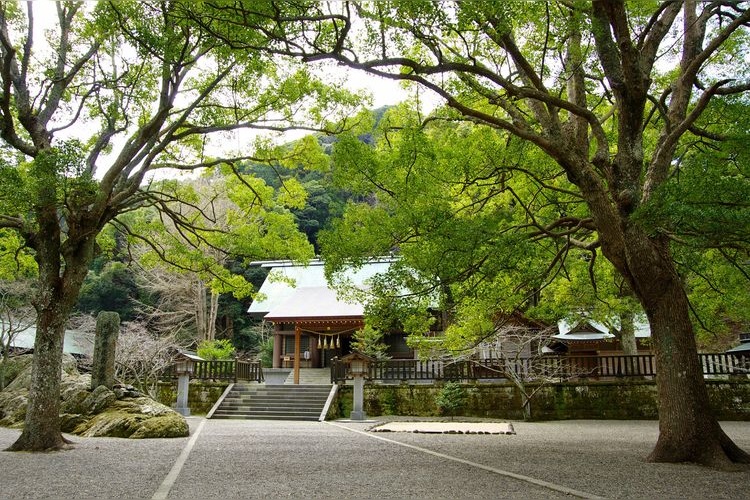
[91,311,120,390]
[350,375,367,420]
[175,373,190,416]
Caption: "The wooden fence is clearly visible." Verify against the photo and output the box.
[164,360,264,383]
[330,353,749,383]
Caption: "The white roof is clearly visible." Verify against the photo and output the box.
[552,331,616,341]
[553,318,650,342]
[177,349,205,361]
[265,286,364,321]
[726,342,750,354]
[248,260,393,321]
[8,325,93,356]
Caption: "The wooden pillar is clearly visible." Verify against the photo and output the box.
[294,323,301,384]
[272,331,282,368]
[312,334,321,368]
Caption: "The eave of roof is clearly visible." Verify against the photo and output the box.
[726,342,750,354]
[551,332,616,342]
[248,260,393,318]
[557,318,651,338]
[267,317,365,327]
[263,286,364,322]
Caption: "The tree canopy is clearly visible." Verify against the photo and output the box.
[193,0,750,466]
[0,0,748,467]
[0,1,356,451]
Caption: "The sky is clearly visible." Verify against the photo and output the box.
[25,2,437,168]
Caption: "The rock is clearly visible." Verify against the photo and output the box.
[4,353,79,392]
[60,413,88,433]
[61,373,92,401]
[113,383,142,399]
[0,390,27,428]
[0,354,188,439]
[80,385,117,415]
[60,373,93,415]
[60,389,89,415]
[61,354,79,375]
[0,355,33,388]
[73,398,189,438]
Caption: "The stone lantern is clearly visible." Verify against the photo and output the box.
[173,350,203,416]
[341,351,374,421]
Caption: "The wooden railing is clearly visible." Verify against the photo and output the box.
[164,360,264,383]
[330,353,749,383]
[192,360,235,380]
[236,360,264,382]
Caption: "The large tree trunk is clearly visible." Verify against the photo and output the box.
[196,279,207,341]
[6,310,69,451]
[195,279,218,342]
[9,266,92,451]
[208,290,219,342]
[7,177,96,451]
[622,232,750,467]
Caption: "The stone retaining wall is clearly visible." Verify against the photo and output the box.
[156,381,229,415]
[155,378,750,420]
[330,379,750,421]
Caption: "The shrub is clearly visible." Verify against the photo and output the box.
[435,382,467,420]
[197,339,236,361]
[351,323,389,359]
[258,337,274,367]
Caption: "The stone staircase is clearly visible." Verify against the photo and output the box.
[210,380,332,421]
[284,368,332,385]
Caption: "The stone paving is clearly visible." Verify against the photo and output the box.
[0,418,748,499]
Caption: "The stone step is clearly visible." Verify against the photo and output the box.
[211,414,320,421]
[221,398,328,406]
[213,408,321,416]
[224,394,330,402]
[233,385,331,392]
[221,399,328,407]
[221,400,325,409]
[214,406,320,417]
[283,369,332,385]
[229,392,330,398]
[217,408,324,415]
[209,382,333,421]
[248,387,332,393]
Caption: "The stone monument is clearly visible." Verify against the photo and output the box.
[91,311,120,390]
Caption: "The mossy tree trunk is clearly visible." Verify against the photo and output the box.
[7,201,96,451]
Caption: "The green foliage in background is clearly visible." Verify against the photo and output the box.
[197,339,236,361]
[258,338,274,368]
[435,382,467,421]
[351,323,389,360]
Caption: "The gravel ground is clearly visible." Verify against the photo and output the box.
[0,418,747,499]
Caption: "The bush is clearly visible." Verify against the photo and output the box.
[197,339,236,361]
[351,323,389,359]
[435,382,467,420]
[258,337,274,367]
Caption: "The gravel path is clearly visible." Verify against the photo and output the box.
[0,418,747,499]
